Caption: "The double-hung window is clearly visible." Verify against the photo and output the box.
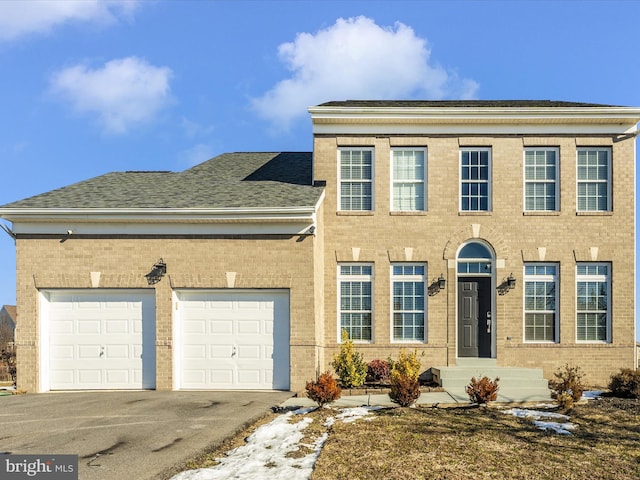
[391,264,426,342]
[460,148,491,211]
[577,148,611,212]
[339,148,373,211]
[576,264,610,342]
[391,148,426,211]
[524,148,558,211]
[524,264,558,342]
[338,264,373,341]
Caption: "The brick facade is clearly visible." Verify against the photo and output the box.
[14,235,321,392]
[313,133,636,387]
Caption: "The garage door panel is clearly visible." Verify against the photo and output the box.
[78,319,102,334]
[46,290,156,390]
[209,319,233,334]
[106,344,130,358]
[50,320,74,334]
[78,345,101,359]
[184,319,207,334]
[237,320,261,335]
[209,345,233,359]
[183,343,206,358]
[105,319,129,334]
[78,370,101,385]
[237,345,261,360]
[178,290,289,390]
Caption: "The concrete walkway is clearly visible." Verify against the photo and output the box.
[280,388,553,409]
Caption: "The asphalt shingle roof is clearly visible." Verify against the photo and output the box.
[316,100,620,108]
[1,152,322,210]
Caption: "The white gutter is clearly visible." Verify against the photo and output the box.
[0,206,318,223]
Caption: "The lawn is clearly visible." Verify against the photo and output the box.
[172,396,640,480]
[311,397,640,480]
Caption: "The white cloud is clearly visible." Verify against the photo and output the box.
[49,56,173,134]
[179,143,216,167]
[0,0,140,42]
[251,16,479,130]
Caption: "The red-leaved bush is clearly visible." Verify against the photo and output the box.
[465,376,500,404]
[366,359,390,383]
[306,372,342,407]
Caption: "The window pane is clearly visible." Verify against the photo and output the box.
[391,266,426,341]
[339,265,372,341]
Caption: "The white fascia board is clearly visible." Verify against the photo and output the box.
[309,105,640,135]
[311,123,639,136]
[0,206,320,235]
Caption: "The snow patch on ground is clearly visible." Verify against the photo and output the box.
[533,420,577,435]
[502,407,576,435]
[581,390,603,400]
[170,406,381,480]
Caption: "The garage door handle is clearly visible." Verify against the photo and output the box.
[232,346,237,357]
[99,346,104,357]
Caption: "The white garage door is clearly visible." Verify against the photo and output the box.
[176,290,290,390]
[44,290,156,390]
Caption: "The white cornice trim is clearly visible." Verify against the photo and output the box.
[0,204,324,236]
[0,206,316,222]
[309,105,640,135]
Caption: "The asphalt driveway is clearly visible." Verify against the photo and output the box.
[0,390,293,480]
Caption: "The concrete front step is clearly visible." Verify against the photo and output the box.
[431,362,552,402]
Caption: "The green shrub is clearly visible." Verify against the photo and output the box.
[388,349,421,382]
[465,376,499,404]
[389,372,421,407]
[608,369,640,399]
[306,372,342,407]
[331,330,367,388]
[549,364,585,404]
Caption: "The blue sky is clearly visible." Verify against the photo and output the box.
[0,0,639,338]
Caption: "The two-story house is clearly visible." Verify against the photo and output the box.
[0,100,638,393]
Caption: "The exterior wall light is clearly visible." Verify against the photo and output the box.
[428,273,446,296]
[146,258,167,285]
[507,273,516,289]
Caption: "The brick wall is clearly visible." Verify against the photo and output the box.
[15,235,320,392]
[314,134,635,387]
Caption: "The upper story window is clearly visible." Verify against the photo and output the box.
[524,264,558,342]
[391,264,426,342]
[339,148,373,211]
[338,264,373,342]
[524,148,558,211]
[391,148,426,211]
[577,148,611,212]
[460,148,491,211]
[576,263,610,342]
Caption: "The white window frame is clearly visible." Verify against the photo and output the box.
[523,147,559,212]
[460,147,492,212]
[523,263,559,343]
[390,148,427,212]
[337,263,373,342]
[576,263,611,343]
[338,148,374,211]
[576,147,611,212]
[390,263,427,343]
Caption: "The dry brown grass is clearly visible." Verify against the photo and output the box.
[176,397,640,480]
[311,397,640,480]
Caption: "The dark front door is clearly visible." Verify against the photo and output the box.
[458,277,492,358]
